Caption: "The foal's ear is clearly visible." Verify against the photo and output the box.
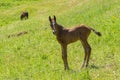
[54,15,56,21]
[49,16,51,22]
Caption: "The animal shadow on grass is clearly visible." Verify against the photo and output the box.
[52,64,99,73]
[89,64,99,69]
[89,64,114,69]
[8,31,28,38]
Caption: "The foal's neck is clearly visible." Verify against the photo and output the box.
[56,24,64,35]
[57,24,64,29]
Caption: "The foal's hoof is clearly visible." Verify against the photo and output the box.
[80,66,88,69]
[80,65,85,69]
[64,67,70,70]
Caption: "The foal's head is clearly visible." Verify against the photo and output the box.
[49,15,58,35]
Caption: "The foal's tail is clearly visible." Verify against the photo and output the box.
[89,27,102,36]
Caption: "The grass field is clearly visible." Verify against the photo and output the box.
[0,0,120,80]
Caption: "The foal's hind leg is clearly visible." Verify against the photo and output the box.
[85,41,91,67]
[81,40,91,68]
[81,40,88,68]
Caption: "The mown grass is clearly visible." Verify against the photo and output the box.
[0,0,120,80]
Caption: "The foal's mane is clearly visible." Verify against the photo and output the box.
[57,23,64,30]
[56,23,65,36]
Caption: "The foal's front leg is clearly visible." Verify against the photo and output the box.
[61,44,69,70]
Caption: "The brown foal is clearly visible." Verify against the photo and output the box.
[49,15,101,70]
[20,11,28,20]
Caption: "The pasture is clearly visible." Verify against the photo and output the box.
[0,0,120,80]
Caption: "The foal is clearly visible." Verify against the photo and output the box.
[20,11,29,20]
[49,16,101,70]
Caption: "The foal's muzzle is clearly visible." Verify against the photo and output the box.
[51,23,56,35]
[52,30,56,35]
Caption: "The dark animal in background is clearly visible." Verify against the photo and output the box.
[49,15,101,70]
[20,11,28,20]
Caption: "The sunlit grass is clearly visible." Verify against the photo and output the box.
[0,0,120,79]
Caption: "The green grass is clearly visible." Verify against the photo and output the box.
[0,0,120,80]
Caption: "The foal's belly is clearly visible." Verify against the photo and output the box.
[68,38,79,44]
[58,29,80,44]
[65,34,80,44]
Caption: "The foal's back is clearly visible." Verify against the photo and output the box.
[60,24,91,44]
